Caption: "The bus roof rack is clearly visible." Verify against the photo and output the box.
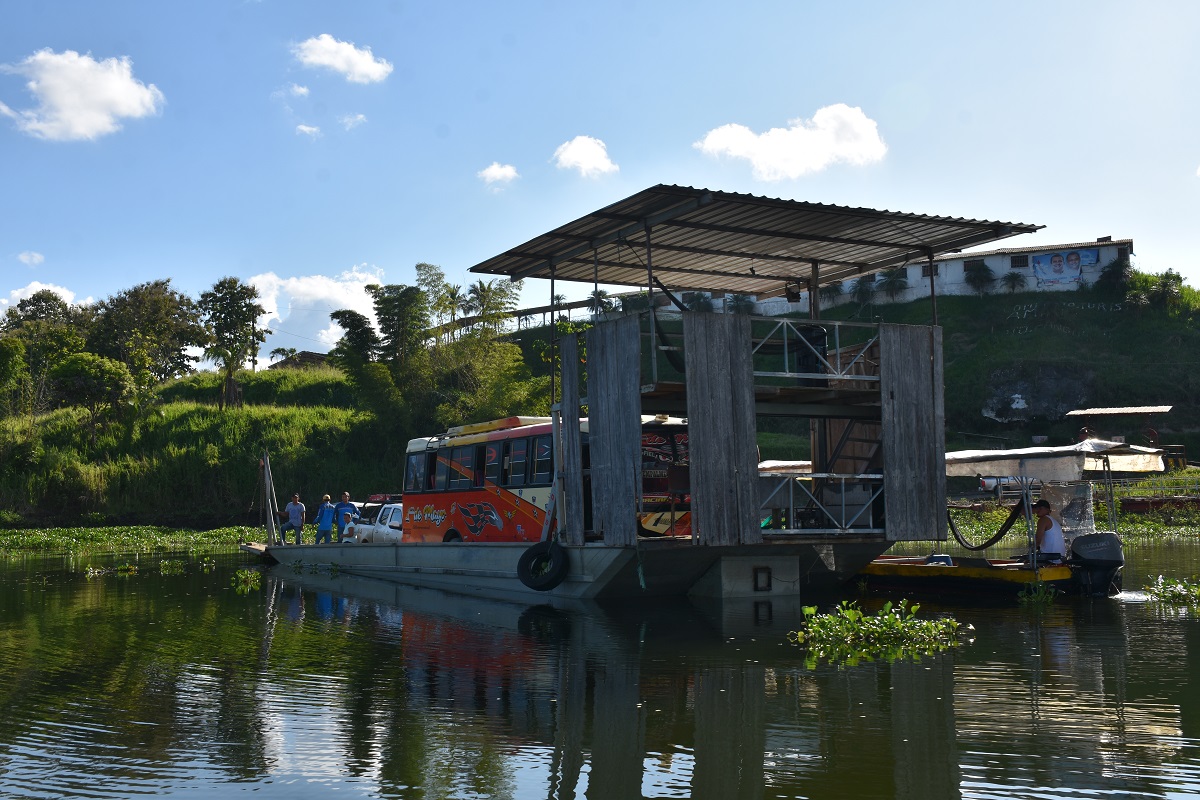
[445,416,553,436]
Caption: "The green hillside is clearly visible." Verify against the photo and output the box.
[1,280,1196,529]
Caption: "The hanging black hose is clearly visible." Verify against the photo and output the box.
[948,498,1026,551]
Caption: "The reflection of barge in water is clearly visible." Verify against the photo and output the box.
[248,185,1042,600]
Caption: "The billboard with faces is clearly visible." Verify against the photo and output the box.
[1031,248,1099,286]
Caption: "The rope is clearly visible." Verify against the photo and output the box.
[948,498,1026,551]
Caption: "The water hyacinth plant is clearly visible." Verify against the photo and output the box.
[1017,581,1058,609]
[1145,575,1200,605]
[788,600,972,667]
[231,568,262,594]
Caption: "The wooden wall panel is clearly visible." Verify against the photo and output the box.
[586,316,642,546]
[558,334,585,546]
[880,324,947,541]
[684,313,762,546]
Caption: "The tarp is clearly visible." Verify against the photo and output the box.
[945,439,1164,482]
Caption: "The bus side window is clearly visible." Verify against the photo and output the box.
[433,449,451,491]
[404,453,425,492]
[473,444,486,487]
[531,435,552,485]
[449,446,474,490]
[484,443,501,485]
[503,439,528,487]
[423,452,438,490]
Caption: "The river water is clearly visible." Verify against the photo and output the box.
[2,540,1200,799]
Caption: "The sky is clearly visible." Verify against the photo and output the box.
[2,1,1199,362]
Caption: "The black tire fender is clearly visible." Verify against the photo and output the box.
[517,540,569,591]
[443,530,462,543]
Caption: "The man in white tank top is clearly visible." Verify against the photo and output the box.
[1033,498,1067,558]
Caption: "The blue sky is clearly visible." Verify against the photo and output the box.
[3,1,1198,359]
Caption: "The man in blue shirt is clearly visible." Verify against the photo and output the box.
[314,494,337,544]
[334,491,360,542]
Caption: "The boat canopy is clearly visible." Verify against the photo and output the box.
[945,439,1164,482]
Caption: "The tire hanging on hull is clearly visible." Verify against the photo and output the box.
[517,540,569,591]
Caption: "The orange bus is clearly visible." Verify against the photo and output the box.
[402,415,691,543]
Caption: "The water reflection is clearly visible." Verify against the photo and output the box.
[1,552,1200,798]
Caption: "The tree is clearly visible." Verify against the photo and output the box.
[51,352,133,445]
[964,262,996,296]
[11,320,86,415]
[270,347,298,362]
[199,277,270,410]
[619,292,650,312]
[366,284,429,372]
[726,294,756,315]
[1150,269,1183,312]
[1000,271,1028,293]
[2,289,72,330]
[684,292,714,312]
[88,280,207,380]
[0,337,27,416]
[876,269,909,301]
[819,281,844,305]
[1096,257,1134,292]
[850,276,877,307]
[328,309,382,366]
[588,289,615,315]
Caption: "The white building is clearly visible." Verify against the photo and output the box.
[732,237,1133,316]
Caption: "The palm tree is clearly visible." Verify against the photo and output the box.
[725,294,756,315]
[850,276,876,307]
[588,289,615,315]
[1151,270,1183,312]
[269,347,297,362]
[685,292,714,312]
[964,262,996,296]
[876,269,909,301]
[819,281,844,306]
[1097,257,1134,292]
[1000,271,1028,294]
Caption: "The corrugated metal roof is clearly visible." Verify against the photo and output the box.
[908,238,1134,266]
[1066,406,1173,416]
[469,185,1043,295]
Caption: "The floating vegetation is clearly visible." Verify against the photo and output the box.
[232,568,262,594]
[198,557,216,573]
[1144,575,1200,605]
[788,600,972,667]
[159,559,186,576]
[0,525,255,555]
[1017,581,1058,609]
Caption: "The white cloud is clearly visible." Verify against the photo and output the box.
[478,162,519,189]
[0,49,164,141]
[296,124,321,138]
[251,266,384,355]
[1,281,76,311]
[694,104,887,181]
[293,34,393,84]
[17,251,45,266]
[552,136,618,178]
[340,113,367,130]
[289,83,309,97]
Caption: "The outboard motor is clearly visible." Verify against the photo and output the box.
[1068,531,1125,596]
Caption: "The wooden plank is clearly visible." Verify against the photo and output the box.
[880,324,947,541]
[587,315,642,546]
[684,313,762,546]
[558,334,585,546]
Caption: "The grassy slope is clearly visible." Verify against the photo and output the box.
[3,290,1196,527]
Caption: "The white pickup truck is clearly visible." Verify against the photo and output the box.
[342,498,404,544]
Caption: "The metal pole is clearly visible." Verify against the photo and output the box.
[810,260,820,320]
[645,224,658,386]
[927,252,938,327]
[550,266,557,405]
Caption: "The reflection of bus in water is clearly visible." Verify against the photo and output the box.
[402,415,690,543]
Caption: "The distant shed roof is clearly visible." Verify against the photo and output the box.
[469,185,1042,296]
[1066,406,1173,416]
[911,238,1134,266]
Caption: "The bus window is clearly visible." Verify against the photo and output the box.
[473,444,486,487]
[531,435,553,485]
[503,439,528,487]
[449,446,475,490]
[433,449,450,491]
[423,451,438,490]
[484,443,502,484]
[404,453,426,492]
